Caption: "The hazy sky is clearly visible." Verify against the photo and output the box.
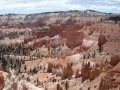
[0,0,120,14]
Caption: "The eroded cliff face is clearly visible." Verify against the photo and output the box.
[0,10,120,90]
[0,69,44,90]
[0,73,4,90]
[0,10,107,28]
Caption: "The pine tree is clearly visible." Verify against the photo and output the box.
[65,81,69,90]
[24,65,27,72]
[18,67,21,73]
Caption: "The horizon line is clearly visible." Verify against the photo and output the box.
[0,9,119,15]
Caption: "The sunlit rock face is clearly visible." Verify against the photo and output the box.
[0,70,8,90]
[0,73,4,90]
[61,31,84,49]
[2,69,44,90]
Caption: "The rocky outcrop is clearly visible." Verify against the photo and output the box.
[110,55,120,66]
[0,10,107,28]
[80,62,100,82]
[61,31,84,49]
[0,73,4,90]
[99,73,119,90]
[98,35,107,52]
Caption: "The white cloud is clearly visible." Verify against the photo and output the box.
[0,0,119,14]
[0,0,68,8]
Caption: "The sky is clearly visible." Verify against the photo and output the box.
[0,0,120,14]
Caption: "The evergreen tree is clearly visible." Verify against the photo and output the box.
[65,81,69,90]
[24,65,27,72]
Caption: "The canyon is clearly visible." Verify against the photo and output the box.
[0,10,120,90]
